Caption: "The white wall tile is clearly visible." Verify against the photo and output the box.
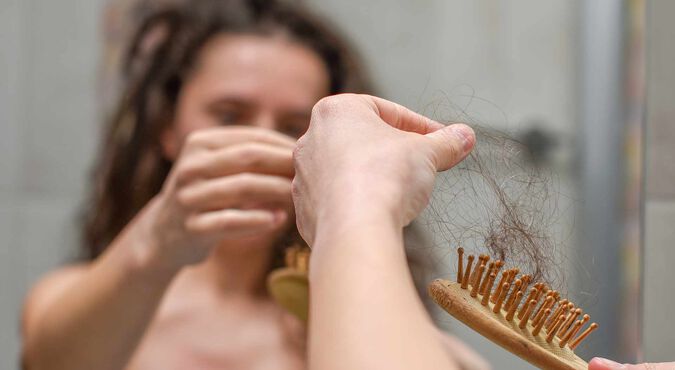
[0,0,25,194]
[643,202,675,361]
[19,0,102,198]
[0,201,22,370]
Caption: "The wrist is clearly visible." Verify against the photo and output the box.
[123,199,185,280]
[310,202,402,276]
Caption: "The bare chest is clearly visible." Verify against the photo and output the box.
[126,301,305,370]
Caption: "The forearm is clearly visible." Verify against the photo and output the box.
[23,226,180,370]
[307,209,457,370]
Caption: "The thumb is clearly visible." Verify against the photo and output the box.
[589,357,675,370]
[424,123,476,171]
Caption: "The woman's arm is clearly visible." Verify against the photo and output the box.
[309,209,456,370]
[293,94,476,370]
[22,127,296,370]
[22,210,182,370]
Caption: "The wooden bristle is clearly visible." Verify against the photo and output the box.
[504,279,522,311]
[532,308,551,336]
[519,299,537,329]
[532,296,555,327]
[285,246,299,268]
[461,255,474,289]
[506,269,519,285]
[469,255,481,284]
[544,290,558,306]
[472,255,488,285]
[557,303,573,330]
[559,308,582,339]
[457,247,464,284]
[481,273,496,306]
[470,262,486,297]
[519,287,539,320]
[549,303,571,333]
[494,260,505,276]
[568,314,590,342]
[443,247,598,360]
[560,320,583,348]
[569,323,598,350]
[479,262,494,295]
[546,314,567,343]
[505,291,523,321]
[519,274,531,293]
[297,250,309,272]
[547,300,569,329]
[492,283,510,313]
[491,271,509,303]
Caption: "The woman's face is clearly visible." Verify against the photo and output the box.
[161,34,330,251]
[164,33,330,153]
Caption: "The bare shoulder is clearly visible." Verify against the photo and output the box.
[439,331,492,370]
[21,264,90,334]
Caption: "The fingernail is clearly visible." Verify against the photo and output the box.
[450,124,475,152]
[593,357,626,369]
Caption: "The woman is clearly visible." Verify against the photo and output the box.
[293,93,674,370]
[22,1,363,369]
[21,1,485,370]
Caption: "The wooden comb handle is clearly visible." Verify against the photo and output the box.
[429,279,588,370]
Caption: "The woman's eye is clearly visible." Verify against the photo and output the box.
[280,124,308,138]
[217,111,241,125]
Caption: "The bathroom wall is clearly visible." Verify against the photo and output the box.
[0,0,106,368]
[643,0,675,362]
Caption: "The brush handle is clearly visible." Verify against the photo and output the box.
[429,279,587,370]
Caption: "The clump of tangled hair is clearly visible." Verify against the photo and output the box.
[423,125,566,287]
[82,0,372,259]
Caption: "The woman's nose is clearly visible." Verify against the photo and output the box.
[251,112,277,131]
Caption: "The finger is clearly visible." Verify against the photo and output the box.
[185,208,287,237]
[185,126,297,151]
[424,123,475,171]
[589,358,675,370]
[178,173,292,211]
[176,143,294,185]
[366,95,446,134]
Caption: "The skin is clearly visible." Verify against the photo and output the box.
[22,34,488,370]
[22,34,327,370]
[292,95,667,370]
[292,94,477,370]
[589,358,675,370]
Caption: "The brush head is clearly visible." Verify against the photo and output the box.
[267,245,310,322]
[268,267,309,322]
[428,249,597,370]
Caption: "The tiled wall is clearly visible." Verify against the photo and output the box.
[643,0,675,362]
[0,0,105,368]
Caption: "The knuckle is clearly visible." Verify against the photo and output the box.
[174,162,199,185]
[231,144,264,168]
[292,143,303,161]
[229,173,255,196]
[291,179,302,198]
[185,131,207,147]
[183,217,200,234]
[175,189,194,208]
[312,94,352,118]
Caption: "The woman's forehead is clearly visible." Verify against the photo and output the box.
[187,34,330,108]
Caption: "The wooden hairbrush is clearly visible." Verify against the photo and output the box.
[429,247,598,370]
[267,244,310,322]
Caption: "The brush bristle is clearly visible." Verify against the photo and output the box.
[452,248,597,352]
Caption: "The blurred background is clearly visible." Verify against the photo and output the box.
[0,0,673,368]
